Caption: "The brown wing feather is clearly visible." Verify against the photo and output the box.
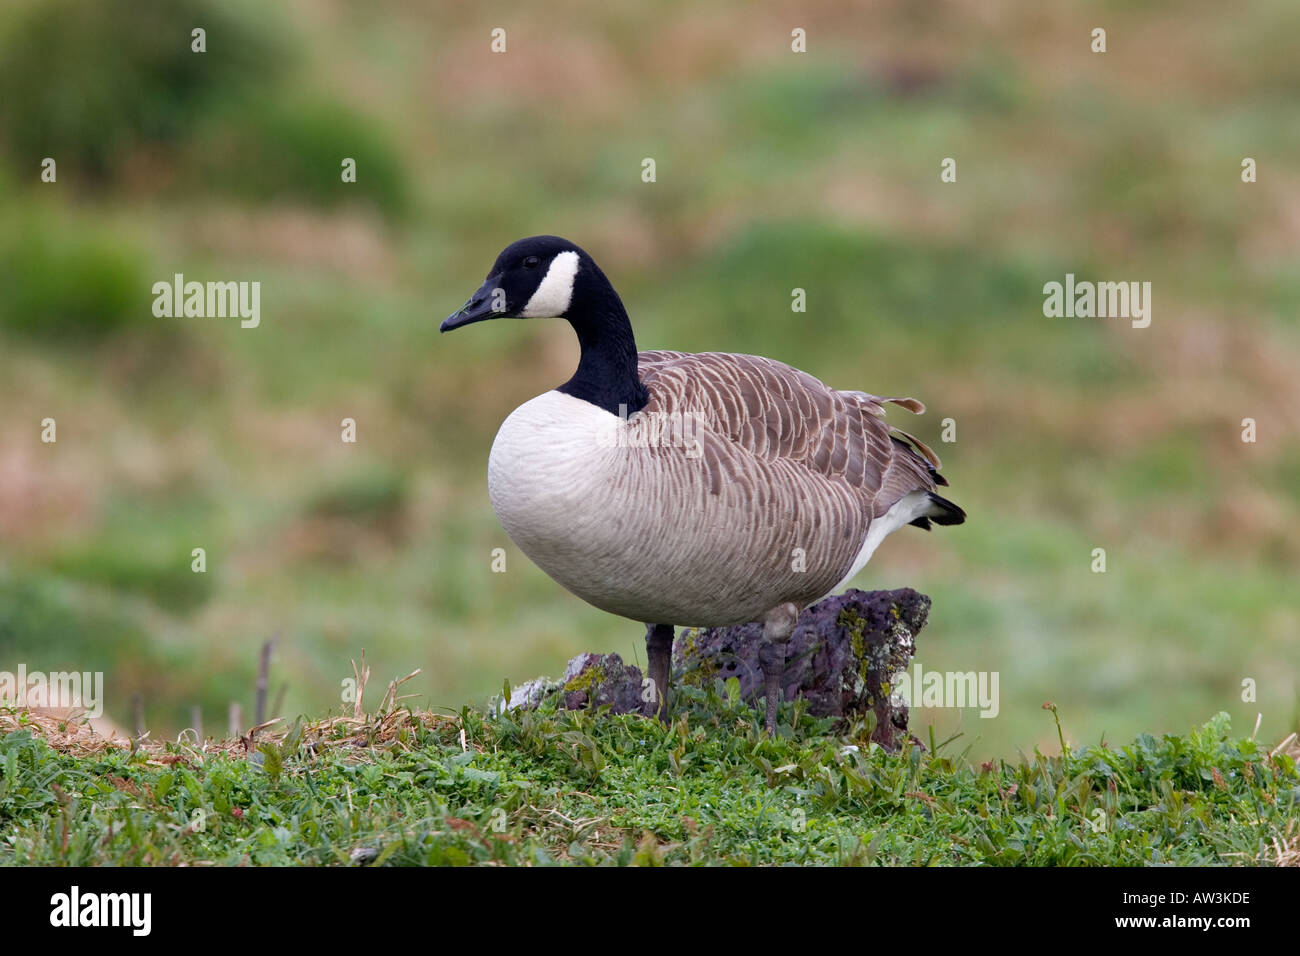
[636,350,942,519]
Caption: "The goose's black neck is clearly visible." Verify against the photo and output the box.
[557,261,649,416]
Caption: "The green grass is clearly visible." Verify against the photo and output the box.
[1,701,1295,866]
[0,207,148,339]
[0,0,287,180]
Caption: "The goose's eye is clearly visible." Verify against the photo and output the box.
[522,256,541,269]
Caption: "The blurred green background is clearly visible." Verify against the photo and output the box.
[0,0,1296,759]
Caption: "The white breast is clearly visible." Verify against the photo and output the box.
[488,391,666,619]
[487,391,618,560]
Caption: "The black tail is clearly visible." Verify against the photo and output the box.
[926,492,966,526]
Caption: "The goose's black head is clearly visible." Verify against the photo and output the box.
[441,235,587,331]
[442,236,649,415]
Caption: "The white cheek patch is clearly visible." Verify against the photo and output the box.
[520,250,580,317]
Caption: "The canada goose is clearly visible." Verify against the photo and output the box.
[442,236,964,734]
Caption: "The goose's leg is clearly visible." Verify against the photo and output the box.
[645,623,675,724]
[758,603,799,735]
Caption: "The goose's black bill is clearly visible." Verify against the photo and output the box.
[441,277,502,332]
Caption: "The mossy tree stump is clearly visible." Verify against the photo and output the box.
[675,588,928,750]
[509,588,930,751]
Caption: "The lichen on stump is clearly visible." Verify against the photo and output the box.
[558,652,648,715]
[508,588,930,750]
[675,588,929,751]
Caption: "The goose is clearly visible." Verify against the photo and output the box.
[441,236,964,734]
